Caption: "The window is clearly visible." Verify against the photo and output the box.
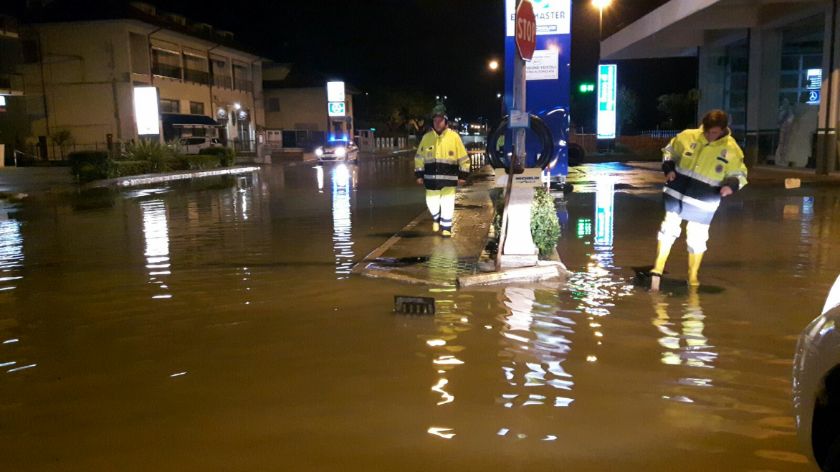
[152,48,181,79]
[189,101,205,115]
[267,98,280,112]
[183,54,209,84]
[160,98,180,113]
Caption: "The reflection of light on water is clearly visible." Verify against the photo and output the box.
[594,175,615,248]
[331,165,355,279]
[0,217,23,292]
[431,378,455,405]
[499,287,575,413]
[141,200,172,299]
[427,426,455,439]
[315,165,324,192]
[652,292,716,373]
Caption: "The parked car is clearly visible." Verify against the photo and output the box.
[794,274,840,471]
[179,136,221,154]
[315,141,359,163]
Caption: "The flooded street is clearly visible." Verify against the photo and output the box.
[1,157,838,470]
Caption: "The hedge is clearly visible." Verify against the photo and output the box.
[68,151,110,183]
[109,160,151,178]
[183,154,221,170]
[198,147,236,167]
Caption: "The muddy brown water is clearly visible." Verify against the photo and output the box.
[0,159,837,470]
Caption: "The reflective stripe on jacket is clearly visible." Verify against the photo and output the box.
[414,129,470,190]
[661,127,749,224]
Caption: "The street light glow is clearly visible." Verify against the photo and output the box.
[488,60,499,71]
[592,0,612,9]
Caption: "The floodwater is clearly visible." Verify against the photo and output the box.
[1,158,838,471]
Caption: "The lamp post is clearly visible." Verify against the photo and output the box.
[592,0,612,41]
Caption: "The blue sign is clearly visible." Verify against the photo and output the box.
[808,90,820,105]
[504,0,571,177]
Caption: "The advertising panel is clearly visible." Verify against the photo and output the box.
[504,0,572,177]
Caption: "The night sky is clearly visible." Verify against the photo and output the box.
[5,0,695,128]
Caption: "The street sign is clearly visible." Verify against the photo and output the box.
[808,90,821,105]
[515,0,536,61]
[596,64,617,139]
[328,101,346,117]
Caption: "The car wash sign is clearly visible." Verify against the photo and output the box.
[505,0,571,176]
[597,64,617,139]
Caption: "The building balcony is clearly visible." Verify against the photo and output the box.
[0,15,19,39]
[152,63,182,80]
[184,68,210,85]
[214,75,232,89]
[0,73,24,96]
[234,78,252,92]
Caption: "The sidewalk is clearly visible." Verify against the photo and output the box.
[352,165,496,287]
[0,167,76,198]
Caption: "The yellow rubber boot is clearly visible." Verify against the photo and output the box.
[651,241,673,276]
[432,222,440,232]
[688,252,704,286]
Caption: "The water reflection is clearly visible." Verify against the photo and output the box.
[0,209,23,293]
[140,200,172,299]
[498,287,575,410]
[652,290,716,369]
[594,176,615,248]
[332,165,356,279]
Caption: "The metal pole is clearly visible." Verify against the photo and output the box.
[819,0,837,174]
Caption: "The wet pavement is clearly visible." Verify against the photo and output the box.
[0,156,838,470]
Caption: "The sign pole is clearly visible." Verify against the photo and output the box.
[498,0,540,270]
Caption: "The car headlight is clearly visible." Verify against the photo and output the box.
[335,147,347,158]
[315,147,324,157]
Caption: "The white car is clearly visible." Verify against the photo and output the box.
[794,274,840,471]
[315,141,359,163]
[179,136,222,154]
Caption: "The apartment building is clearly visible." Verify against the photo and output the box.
[16,1,265,158]
[0,15,26,164]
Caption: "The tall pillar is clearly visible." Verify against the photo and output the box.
[817,0,839,174]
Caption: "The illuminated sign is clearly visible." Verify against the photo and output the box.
[597,64,617,140]
[327,81,345,102]
[807,69,822,90]
[807,69,822,104]
[133,86,160,135]
[506,0,570,36]
[328,101,346,117]
[0,95,6,112]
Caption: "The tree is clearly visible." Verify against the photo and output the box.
[657,89,700,129]
[616,86,639,136]
[51,129,73,159]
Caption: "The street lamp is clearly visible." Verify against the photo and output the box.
[488,59,499,71]
[592,0,612,41]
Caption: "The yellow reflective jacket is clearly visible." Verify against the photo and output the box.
[414,129,470,190]
[661,127,748,224]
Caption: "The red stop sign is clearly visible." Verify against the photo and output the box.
[515,0,536,61]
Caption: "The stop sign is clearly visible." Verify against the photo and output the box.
[515,0,536,61]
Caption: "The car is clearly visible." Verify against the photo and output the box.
[794,274,840,471]
[315,141,359,163]
[178,136,222,154]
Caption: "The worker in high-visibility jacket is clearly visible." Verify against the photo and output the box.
[650,109,748,290]
[414,104,470,237]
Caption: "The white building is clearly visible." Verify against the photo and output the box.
[262,62,354,150]
[602,0,839,173]
[17,2,264,158]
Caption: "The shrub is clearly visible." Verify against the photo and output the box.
[198,146,235,167]
[109,160,151,178]
[68,151,110,183]
[123,140,172,172]
[530,187,561,258]
[184,155,221,170]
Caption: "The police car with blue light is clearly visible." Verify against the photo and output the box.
[315,140,358,163]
